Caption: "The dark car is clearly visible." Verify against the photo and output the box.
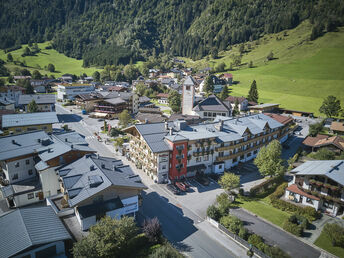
[196,176,210,186]
[167,184,180,195]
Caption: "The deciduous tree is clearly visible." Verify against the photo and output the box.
[47,63,55,72]
[319,95,342,118]
[203,76,214,94]
[28,100,38,113]
[168,90,181,113]
[119,110,131,128]
[218,173,240,193]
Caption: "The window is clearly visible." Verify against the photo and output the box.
[186,86,190,91]
[222,113,226,116]
[219,165,223,169]
[28,169,33,175]
[176,145,184,150]
[26,159,30,165]
[27,193,34,199]
[218,152,224,157]
[12,173,18,180]
[306,198,313,204]
[212,113,216,117]
[204,155,209,161]
[15,162,19,168]
[247,153,251,157]
[196,157,202,162]
[324,201,334,209]
[162,165,166,170]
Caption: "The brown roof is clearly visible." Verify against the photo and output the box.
[222,73,233,78]
[264,113,293,125]
[225,96,247,104]
[302,134,344,151]
[156,93,169,98]
[286,184,320,201]
[108,86,125,92]
[331,122,344,132]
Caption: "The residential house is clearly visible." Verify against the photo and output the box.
[249,103,280,113]
[1,112,59,135]
[18,94,56,112]
[149,69,160,78]
[13,75,31,82]
[0,130,94,208]
[74,92,104,107]
[221,73,233,85]
[330,121,344,135]
[0,206,71,258]
[168,114,202,125]
[156,93,169,105]
[139,96,155,108]
[60,74,73,83]
[135,112,166,124]
[225,96,248,111]
[286,160,344,216]
[57,84,95,102]
[192,94,231,119]
[57,154,146,230]
[0,85,25,107]
[302,134,344,153]
[124,113,290,182]
[0,97,15,111]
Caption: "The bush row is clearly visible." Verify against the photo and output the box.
[250,176,284,197]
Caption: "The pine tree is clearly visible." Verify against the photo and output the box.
[247,80,258,103]
[219,85,229,100]
[28,100,38,112]
[203,76,214,94]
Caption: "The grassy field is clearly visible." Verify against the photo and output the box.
[182,21,344,117]
[314,231,344,257]
[0,42,102,77]
[235,195,290,227]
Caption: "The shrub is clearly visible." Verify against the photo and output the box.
[250,176,284,197]
[239,188,244,196]
[282,220,302,236]
[207,205,221,221]
[248,234,263,247]
[264,245,291,258]
[323,223,344,247]
[216,193,232,216]
[220,215,243,234]
[143,217,162,244]
[289,214,309,230]
[238,227,249,241]
[148,244,183,258]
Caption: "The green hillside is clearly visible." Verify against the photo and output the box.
[0,42,101,78]
[184,21,344,117]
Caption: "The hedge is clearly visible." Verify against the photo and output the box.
[282,220,303,236]
[250,176,284,196]
[269,183,320,221]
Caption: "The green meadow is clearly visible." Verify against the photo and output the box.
[183,21,344,117]
[0,42,101,78]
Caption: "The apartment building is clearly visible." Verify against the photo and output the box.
[286,160,344,216]
[124,113,293,182]
[57,83,95,101]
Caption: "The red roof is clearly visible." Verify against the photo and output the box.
[286,184,320,201]
[156,93,169,98]
[222,73,233,78]
[302,134,344,151]
[264,113,294,125]
[108,86,124,92]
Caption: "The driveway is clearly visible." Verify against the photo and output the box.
[230,208,321,258]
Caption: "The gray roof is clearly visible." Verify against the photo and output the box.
[104,97,127,105]
[250,103,280,109]
[18,94,56,105]
[135,123,171,153]
[183,76,197,86]
[0,206,71,258]
[0,131,49,161]
[2,112,59,128]
[57,154,146,207]
[0,97,15,106]
[193,95,230,112]
[291,160,344,186]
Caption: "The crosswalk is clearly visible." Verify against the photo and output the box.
[85,135,98,140]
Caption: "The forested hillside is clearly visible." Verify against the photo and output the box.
[1,0,343,67]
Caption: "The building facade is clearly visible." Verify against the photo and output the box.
[57,84,95,101]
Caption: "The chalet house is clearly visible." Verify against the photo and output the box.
[139,96,154,108]
[330,121,344,135]
[192,94,231,119]
[303,134,344,153]
[124,113,292,183]
[135,112,166,124]
[74,92,104,107]
[1,112,59,135]
[18,94,56,112]
[286,160,344,216]
[156,93,169,105]
[59,74,73,83]
[0,130,94,208]
[0,206,71,258]
[221,73,233,84]
[57,154,146,230]
[225,96,248,111]
[149,69,160,78]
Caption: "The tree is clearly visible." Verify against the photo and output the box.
[308,148,336,160]
[123,64,138,82]
[7,53,13,62]
[267,51,274,60]
[323,223,344,247]
[168,91,181,113]
[27,100,39,113]
[20,79,34,94]
[23,47,31,56]
[92,71,100,82]
[203,76,214,94]
[47,63,55,72]
[73,216,138,258]
[211,48,218,59]
[232,99,240,116]
[206,205,220,221]
[135,83,146,96]
[149,244,183,258]
[216,192,232,216]
[319,95,341,118]
[254,140,285,177]
[219,85,229,100]
[247,80,258,103]
[7,74,14,83]
[308,121,324,136]
[218,173,240,193]
[248,60,253,68]
[32,70,42,79]
[119,110,131,128]
[143,217,162,244]
[0,78,5,87]
[216,62,226,72]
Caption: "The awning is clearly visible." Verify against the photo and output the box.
[93,112,108,118]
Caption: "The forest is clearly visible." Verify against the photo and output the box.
[0,0,343,67]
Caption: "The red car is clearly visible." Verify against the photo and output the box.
[175,182,187,192]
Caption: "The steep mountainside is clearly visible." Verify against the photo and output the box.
[0,0,343,66]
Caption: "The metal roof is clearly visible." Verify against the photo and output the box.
[193,95,230,112]
[57,154,146,207]
[18,94,56,105]
[2,112,59,128]
[249,103,280,109]
[0,206,71,258]
[291,160,344,186]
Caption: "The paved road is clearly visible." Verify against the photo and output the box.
[55,104,243,258]
[230,208,321,258]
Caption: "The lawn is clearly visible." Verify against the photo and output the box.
[235,195,290,228]
[314,231,344,258]
[181,21,344,117]
[0,41,102,77]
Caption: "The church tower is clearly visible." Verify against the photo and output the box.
[182,76,197,115]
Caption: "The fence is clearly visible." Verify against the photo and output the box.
[207,217,269,258]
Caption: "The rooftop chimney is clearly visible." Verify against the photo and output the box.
[65,138,68,142]
[113,164,116,171]
[90,165,95,171]
[12,139,16,144]
[164,121,168,130]
[169,128,173,136]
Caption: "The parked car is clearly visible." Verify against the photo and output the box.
[180,181,190,189]
[167,184,180,195]
[175,182,187,192]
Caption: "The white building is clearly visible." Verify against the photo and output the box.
[57,83,95,101]
[182,76,197,116]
